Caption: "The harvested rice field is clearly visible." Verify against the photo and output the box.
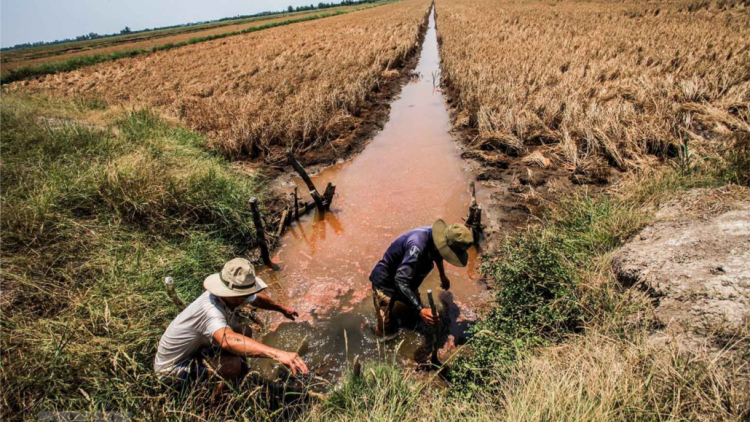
[10,0,431,162]
[0,4,363,74]
[436,0,750,183]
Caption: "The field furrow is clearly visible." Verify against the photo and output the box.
[436,0,750,179]
[11,0,431,161]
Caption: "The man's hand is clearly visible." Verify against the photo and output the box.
[274,351,309,375]
[420,308,438,327]
[440,274,451,290]
[282,307,299,321]
[254,295,300,321]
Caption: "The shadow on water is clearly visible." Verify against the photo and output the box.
[256,6,493,379]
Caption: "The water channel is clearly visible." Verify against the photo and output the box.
[257,7,494,376]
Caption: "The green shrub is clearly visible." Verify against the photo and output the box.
[450,193,646,394]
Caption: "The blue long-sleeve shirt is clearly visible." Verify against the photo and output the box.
[369,226,440,310]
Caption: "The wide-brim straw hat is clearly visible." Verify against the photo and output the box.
[432,219,473,267]
[204,258,268,297]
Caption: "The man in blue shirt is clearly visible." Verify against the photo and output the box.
[369,219,474,336]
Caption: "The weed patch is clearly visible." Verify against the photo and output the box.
[0,94,275,419]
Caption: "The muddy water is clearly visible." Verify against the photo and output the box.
[257,8,493,376]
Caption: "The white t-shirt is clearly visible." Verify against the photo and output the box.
[154,290,256,374]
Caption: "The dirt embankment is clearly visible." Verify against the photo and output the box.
[613,187,750,352]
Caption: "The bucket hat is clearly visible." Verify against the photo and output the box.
[204,258,268,297]
[432,219,473,267]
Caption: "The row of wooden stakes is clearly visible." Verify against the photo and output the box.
[249,154,484,270]
[249,149,337,269]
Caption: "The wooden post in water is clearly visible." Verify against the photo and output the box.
[323,182,336,210]
[249,197,273,267]
[293,185,300,220]
[466,181,482,243]
[426,289,440,365]
[276,206,290,238]
[286,149,325,212]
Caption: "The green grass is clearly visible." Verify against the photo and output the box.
[448,191,648,393]
[0,94,283,420]
[324,364,423,420]
[448,160,748,399]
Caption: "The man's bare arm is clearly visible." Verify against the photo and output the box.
[213,327,308,374]
[252,294,299,320]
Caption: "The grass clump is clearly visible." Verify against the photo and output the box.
[324,364,422,421]
[450,192,648,393]
[0,93,279,420]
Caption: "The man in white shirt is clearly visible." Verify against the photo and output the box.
[155,258,308,382]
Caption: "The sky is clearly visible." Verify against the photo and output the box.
[1,0,324,48]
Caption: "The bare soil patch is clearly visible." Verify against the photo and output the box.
[613,186,750,351]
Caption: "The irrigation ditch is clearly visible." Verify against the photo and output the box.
[154,0,581,391]
[196,4,528,384]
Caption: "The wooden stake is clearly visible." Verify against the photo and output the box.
[427,289,440,365]
[249,197,273,267]
[293,185,299,220]
[276,206,289,238]
[466,181,482,242]
[286,149,325,211]
[323,182,336,209]
[163,277,186,310]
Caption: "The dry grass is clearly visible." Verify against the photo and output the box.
[436,0,750,177]
[10,0,431,161]
[302,326,749,422]
[0,4,366,73]
[489,328,749,422]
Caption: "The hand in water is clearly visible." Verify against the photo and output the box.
[282,307,299,321]
[275,351,308,375]
[420,308,439,326]
[440,274,451,290]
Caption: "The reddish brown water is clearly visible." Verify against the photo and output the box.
[257,8,494,375]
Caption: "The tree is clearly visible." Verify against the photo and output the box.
[120,26,132,35]
[288,5,294,13]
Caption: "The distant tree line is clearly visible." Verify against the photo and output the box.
[2,0,386,52]
[287,0,381,13]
